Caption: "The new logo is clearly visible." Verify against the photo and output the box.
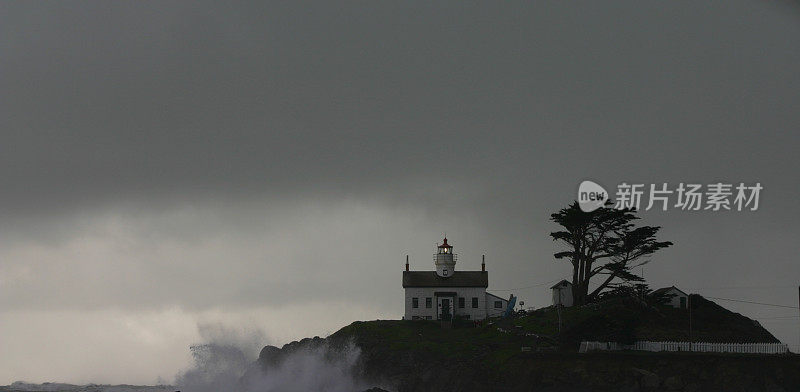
[578,180,608,212]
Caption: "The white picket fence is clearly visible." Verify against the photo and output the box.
[579,341,789,354]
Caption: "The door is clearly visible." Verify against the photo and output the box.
[441,298,451,320]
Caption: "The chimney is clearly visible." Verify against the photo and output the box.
[405,255,409,271]
[482,254,485,272]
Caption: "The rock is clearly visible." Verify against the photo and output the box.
[630,368,659,390]
[618,383,640,392]
[663,375,682,391]
[683,382,700,392]
[258,345,281,360]
[763,379,787,392]
[257,345,285,370]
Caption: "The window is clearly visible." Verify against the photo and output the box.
[425,316,432,320]
[443,269,448,276]
[494,301,503,309]
[412,316,420,320]
[463,315,470,320]
[458,297,465,308]
[412,297,419,308]
[471,297,478,308]
[425,297,432,308]
[680,297,687,309]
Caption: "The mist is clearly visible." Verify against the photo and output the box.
[176,324,367,392]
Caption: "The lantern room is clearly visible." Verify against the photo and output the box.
[438,237,453,254]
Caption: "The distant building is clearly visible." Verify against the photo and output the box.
[403,237,509,321]
[653,286,689,309]
[551,279,573,307]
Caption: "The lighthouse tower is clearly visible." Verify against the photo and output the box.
[434,237,457,277]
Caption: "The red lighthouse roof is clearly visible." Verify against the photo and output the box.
[437,237,452,248]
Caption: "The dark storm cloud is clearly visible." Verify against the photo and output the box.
[1,1,800,383]
[3,1,797,215]
[2,0,799,307]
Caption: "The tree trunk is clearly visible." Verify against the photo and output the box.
[571,259,580,305]
[577,258,585,305]
[573,256,588,306]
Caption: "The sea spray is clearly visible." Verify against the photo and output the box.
[175,323,367,392]
[242,341,365,392]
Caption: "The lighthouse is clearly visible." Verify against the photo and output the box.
[434,237,456,277]
[402,236,510,321]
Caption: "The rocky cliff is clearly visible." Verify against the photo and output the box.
[254,297,799,392]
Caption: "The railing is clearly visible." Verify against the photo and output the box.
[579,341,789,354]
[433,254,458,262]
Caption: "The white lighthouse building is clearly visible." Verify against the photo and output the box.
[403,237,509,321]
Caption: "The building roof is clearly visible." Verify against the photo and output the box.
[402,271,488,288]
[550,279,572,289]
[486,292,508,302]
[653,286,688,296]
[437,237,453,248]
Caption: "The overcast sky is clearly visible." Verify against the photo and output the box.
[1,0,799,385]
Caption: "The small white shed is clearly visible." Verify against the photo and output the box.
[653,286,689,309]
[551,280,573,307]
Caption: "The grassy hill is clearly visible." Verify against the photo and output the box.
[254,295,794,391]
[512,294,779,348]
[321,295,779,371]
